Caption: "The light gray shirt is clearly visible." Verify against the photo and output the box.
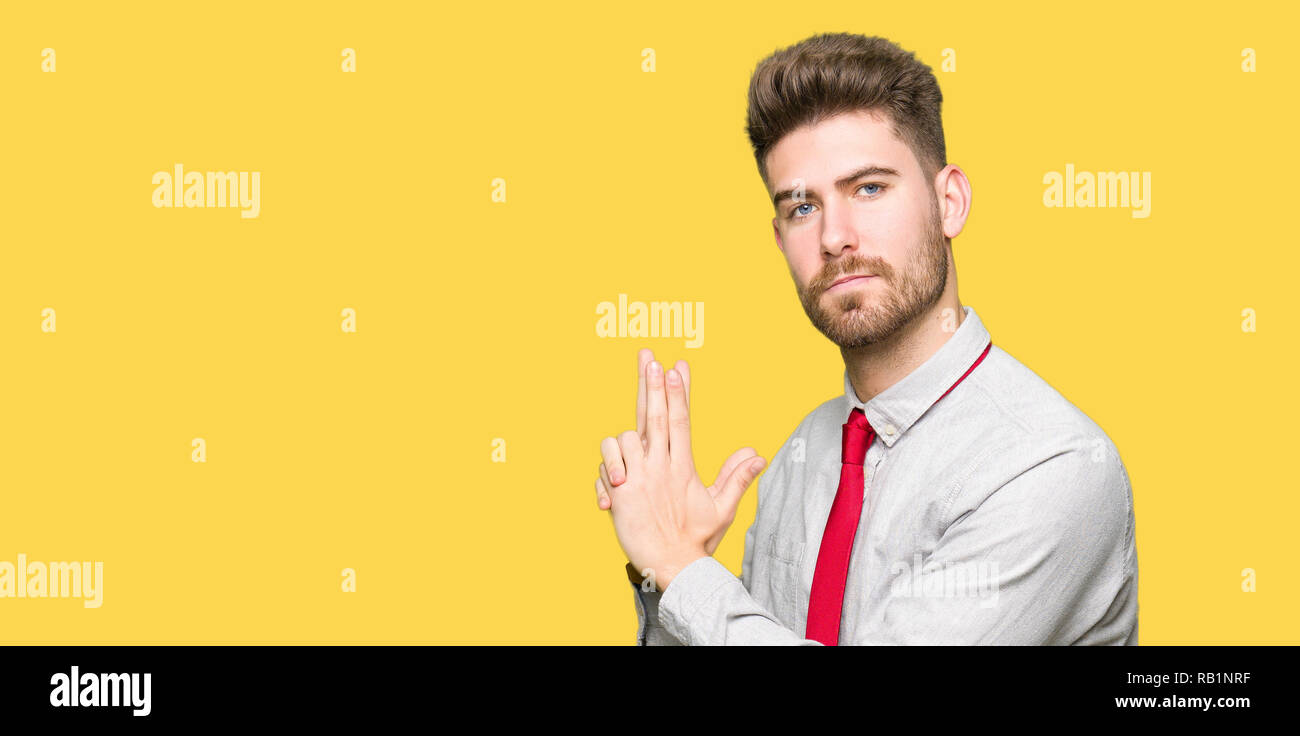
[630,305,1138,645]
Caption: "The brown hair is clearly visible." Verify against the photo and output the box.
[746,33,946,188]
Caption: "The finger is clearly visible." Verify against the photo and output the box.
[595,474,611,510]
[600,436,627,486]
[597,464,615,509]
[635,348,654,446]
[665,367,694,474]
[674,359,690,408]
[716,452,767,516]
[710,446,759,498]
[643,360,669,462]
[618,430,645,477]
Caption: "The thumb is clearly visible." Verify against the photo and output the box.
[709,447,758,498]
[716,453,766,515]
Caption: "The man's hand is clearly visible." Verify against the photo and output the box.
[596,349,761,557]
[595,348,662,510]
[600,355,766,589]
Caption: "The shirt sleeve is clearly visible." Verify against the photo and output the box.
[657,557,824,645]
[855,441,1137,645]
[653,438,1137,646]
[655,470,826,645]
[627,514,771,646]
[630,580,684,646]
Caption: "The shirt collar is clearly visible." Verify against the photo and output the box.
[842,305,991,448]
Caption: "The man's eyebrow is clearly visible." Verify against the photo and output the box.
[771,165,902,207]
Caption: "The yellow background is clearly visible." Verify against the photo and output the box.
[0,0,1294,644]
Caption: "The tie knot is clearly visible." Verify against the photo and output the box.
[842,407,875,466]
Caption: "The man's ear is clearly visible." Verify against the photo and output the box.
[772,218,785,254]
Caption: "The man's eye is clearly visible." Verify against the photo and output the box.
[788,184,884,220]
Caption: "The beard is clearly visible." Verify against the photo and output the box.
[795,195,950,350]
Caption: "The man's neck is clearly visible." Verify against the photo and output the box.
[842,297,965,405]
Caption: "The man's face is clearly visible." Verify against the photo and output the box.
[767,109,950,349]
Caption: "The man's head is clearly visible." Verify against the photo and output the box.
[746,33,969,349]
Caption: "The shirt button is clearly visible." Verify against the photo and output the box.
[882,424,897,437]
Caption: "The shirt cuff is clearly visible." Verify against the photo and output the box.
[658,556,742,645]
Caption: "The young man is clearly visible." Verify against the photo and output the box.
[595,33,1137,645]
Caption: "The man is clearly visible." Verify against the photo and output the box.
[594,32,1137,645]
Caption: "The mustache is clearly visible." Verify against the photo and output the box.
[809,255,892,294]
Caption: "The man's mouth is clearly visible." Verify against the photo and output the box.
[827,274,875,291]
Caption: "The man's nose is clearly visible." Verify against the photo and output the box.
[819,199,858,258]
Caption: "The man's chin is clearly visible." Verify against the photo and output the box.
[811,314,873,346]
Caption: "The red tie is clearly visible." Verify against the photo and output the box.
[805,340,992,645]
